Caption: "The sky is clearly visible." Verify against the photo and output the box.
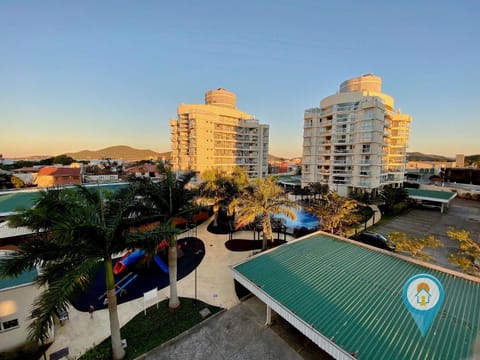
[1,0,479,159]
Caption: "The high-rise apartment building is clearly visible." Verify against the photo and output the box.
[302,74,412,196]
[170,88,269,178]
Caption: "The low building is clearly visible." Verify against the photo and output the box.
[35,167,82,188]
[83,174,119,183]
[124,164,161,178]
[443,167,480,186]
[0,253,47,352]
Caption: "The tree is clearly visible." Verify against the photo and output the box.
[229,177,298,251]
[11,175,25,188]
[307,191,358,236]
[129,162,196,309]
[387,232,441,261]
[0,186,143,359]
[380,186,409,215]
[309,182,328,200]
[447,227,480,276]
[197,168,245,227]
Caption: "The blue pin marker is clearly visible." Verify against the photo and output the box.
[402,274,444,336]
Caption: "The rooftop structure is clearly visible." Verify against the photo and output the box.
[232,233,480,360]
[35,167,82,188]
[170,88,269,178]
[302,74,412,196]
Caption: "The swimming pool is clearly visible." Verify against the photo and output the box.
[275,208,319,230]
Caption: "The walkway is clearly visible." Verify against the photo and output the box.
[142,297,303,360]
[45,217,290,359]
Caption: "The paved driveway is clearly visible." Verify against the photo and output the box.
[373,198,480,270]
[142,297,303,360]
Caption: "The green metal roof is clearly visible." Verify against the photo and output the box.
[0,191,40,214]
[0,183,128,214]
[233,234,480,360]
[276,176,302,185]
[0,267,37,290]
[406,188,456,202]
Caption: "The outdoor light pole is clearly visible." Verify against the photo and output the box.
[194,266,197,305]
[194,249,202,306]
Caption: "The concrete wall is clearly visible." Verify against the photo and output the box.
[0,283,44,352]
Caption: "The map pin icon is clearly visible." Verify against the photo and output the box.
[402,274,444,336]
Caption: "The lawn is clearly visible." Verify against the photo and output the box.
[79,297,222,359]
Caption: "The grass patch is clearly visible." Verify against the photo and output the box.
[80,297,222,360]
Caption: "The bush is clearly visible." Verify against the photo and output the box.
[392,201,408,215]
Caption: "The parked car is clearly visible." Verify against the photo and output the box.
[354,231,396,251]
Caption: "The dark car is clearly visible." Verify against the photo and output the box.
[354,231,396,251]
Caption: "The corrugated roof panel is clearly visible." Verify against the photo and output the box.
[233,234,480,360]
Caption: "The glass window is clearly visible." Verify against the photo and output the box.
[1,319,19,331]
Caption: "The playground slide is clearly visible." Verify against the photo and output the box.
[113,249,145,275]
[153,255,169,273]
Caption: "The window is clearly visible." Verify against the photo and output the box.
[362,144,370,153]
[1,319,19,331]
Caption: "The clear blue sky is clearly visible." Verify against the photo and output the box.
[1,0,479,158]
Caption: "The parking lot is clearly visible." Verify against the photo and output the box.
[373,198,480,270]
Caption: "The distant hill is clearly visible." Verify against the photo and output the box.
[66,146,171,161]
[269,154,287,162]
[406,152,454,162]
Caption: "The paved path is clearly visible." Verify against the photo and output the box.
[142,297,303,360]
[45,217,294,359]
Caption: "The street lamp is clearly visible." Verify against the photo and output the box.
[194,249,203,306]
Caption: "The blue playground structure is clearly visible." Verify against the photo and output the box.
[153,255,169,273]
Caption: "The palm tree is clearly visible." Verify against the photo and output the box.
[229,177,298,250]
[197,168,247,227]
[380,186,409,215]
[307,191,358,236]
[129,162,196,310]
[0,186,142,359]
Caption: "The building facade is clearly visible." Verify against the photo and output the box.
[302,74,412,196]
[0,252,49,352]
[35,167,82,188]
[170,88,269,178]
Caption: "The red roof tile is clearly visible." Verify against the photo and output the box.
[37,167,81,176]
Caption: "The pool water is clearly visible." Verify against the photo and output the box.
[275,208,319,230]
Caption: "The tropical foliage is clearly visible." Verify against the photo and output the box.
[197,167,248,226]
[387,232,441,261]
[447,227,480,276]
[0,186,145,359]
[380,186,409,215]
[309,182,329,200]
[307,191,358,236]
[127,162,196,309]
[229,177,298,250]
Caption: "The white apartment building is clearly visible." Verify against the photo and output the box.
[302,74,412,196]
[170,88,269,178]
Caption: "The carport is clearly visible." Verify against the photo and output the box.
[231,233,480,360]
[405,188,457,213]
